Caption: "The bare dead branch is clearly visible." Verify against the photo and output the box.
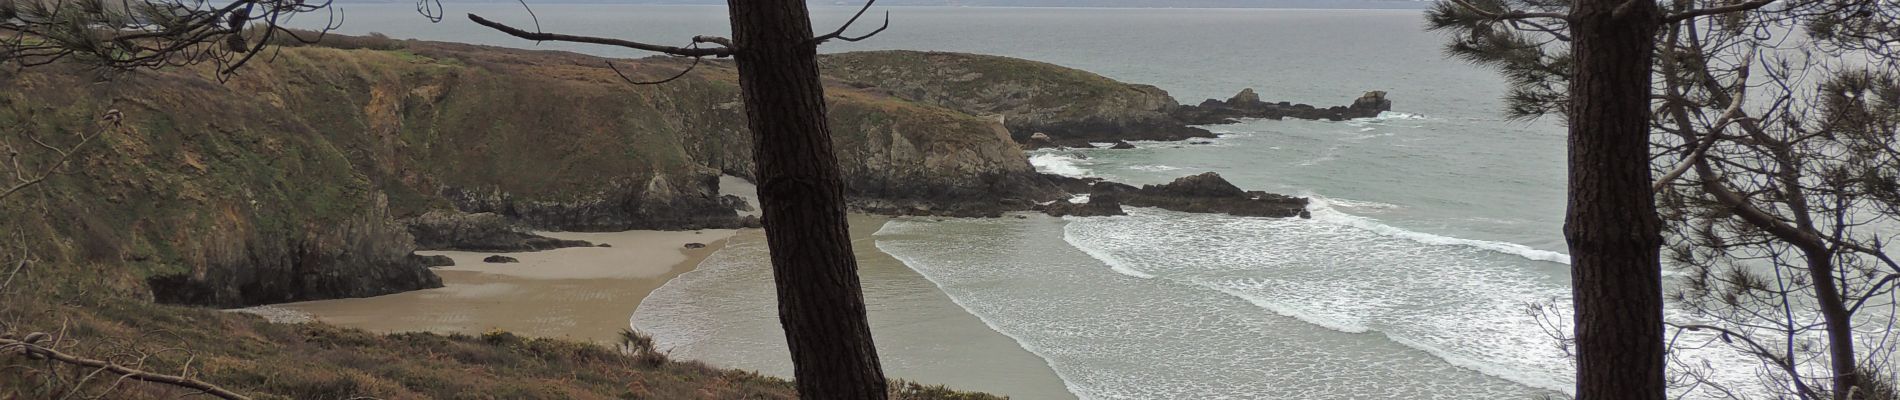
[1655,48,1756,191]
[809,0,890,45]
[604,56,701,85]
[1448,0,1571,21]
[0,110,119,201]
[1665,0,1778,23]
[0,337,249,400]
[465,14,732,57]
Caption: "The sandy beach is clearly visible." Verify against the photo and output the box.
[266,229,736,344]
[632,215,1079,399]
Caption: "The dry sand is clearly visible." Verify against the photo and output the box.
[264,229,735,344]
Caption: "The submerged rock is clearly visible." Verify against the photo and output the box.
[483,255,519,264]
[684,243,707,249]
[1109,140,1138,150]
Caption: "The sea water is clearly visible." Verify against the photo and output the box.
[308,5,1820,398]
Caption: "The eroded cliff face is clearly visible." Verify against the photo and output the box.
[0,38,1068,307]
[0,65,443,308]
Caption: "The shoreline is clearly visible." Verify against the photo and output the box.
[259,229,737,344]
[631,214,1080,400]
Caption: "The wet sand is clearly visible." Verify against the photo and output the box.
[268,229,734,344]
[631,215,1079,399]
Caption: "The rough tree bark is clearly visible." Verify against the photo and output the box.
[1808,251,1864,399]
[726,1,890,398]
[1565,1,1668,399]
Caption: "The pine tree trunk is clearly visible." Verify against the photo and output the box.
[1805,251,1863,399]
[726,1,889,398]
[1565,1,1667,399]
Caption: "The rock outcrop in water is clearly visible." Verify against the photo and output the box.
[1174,89,1393,124]
[1091,172,1311,218]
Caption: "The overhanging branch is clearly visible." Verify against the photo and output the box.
[466,14,733,57]
[809,0,890,45]
[1665,0,1776,23]
[1449,0,1570,21]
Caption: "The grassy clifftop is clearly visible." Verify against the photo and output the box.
[821,50,1214,141]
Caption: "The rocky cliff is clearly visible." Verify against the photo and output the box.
[0,37,1065,307]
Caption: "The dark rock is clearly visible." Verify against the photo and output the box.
[1109,140,1137,150]
[483,255,519,263]
[598,243,613,248]
[1173,89,1393,124]
[1039,193,1128,217]
[145,202,443,308]
[1022,132,1059,150]
[411,254,456,268]
[1148,172,1248,198]
[405,210,595,252]
[1352,90,1393,113]
[440,172,752,232]
[1094,172,1308,218]
[1229,88,1263,105]
[684,243,707,249]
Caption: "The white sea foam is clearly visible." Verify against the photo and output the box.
[1058,207,1577,395]
[879,216,1554,399]
[1061,221,1155,279]
[1382,331,1575,393]
[1126,165,1182,172]
[1305,195,1573,264]
[1324,197,1403,210]
[1375,111,1432,120]
[1211,286,1371,333]
[1029,152,1093,177]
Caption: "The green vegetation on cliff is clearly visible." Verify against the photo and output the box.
[820,50,1213,142]
[0,34,1127,399]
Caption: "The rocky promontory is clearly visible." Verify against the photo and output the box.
[821,51,1394,150]
[821,51,1215,146]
